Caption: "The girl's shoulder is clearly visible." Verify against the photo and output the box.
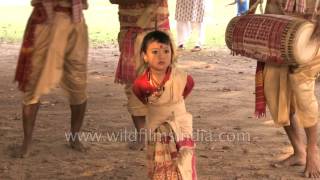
[134,69,149,84]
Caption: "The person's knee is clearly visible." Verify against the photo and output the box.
[68,92,87,105]
[61,74,87,105]
[295,88,316,110]
[23,93,40,106]
[22,102,40,117]
[295,98,318,128]
[290,73,316,102]
[302,119,318,129]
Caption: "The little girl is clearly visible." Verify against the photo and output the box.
[133,30,197,180]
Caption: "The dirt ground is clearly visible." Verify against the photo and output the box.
[1,42,320,180]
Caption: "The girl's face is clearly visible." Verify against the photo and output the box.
[143,41,172,73]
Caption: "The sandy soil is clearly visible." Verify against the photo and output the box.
[0,42,319,180]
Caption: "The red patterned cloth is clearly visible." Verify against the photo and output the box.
[255,61,266,118]
[14,4,47,91]
[132,67,194,104]
[147,123,196,180]
[36,0,85,22]
[41,0,54,22]
[115,28,141,84]
[71,0,83,23]
[284,0,306,14]
[147,123,183,180]
[115,0,170,84]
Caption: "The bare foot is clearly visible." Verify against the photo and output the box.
[271,152,306,168]
[69,139,88,152]
[280,153,306,166]
[304,146,320,178]
[19,140,32,158]
[8,144,29,158]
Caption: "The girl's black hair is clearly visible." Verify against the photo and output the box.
[140,30,173,55]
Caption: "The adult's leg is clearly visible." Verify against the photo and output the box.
[21,103,40,158]
[281,114,306,166]
[191,21,205,48]
[18,17,51,158]
[176,21,190,47]
[304,124,320,178]
[69,101,87,151]
[62,16,89,152]
[289,59,320,177]
[263,65,305,165]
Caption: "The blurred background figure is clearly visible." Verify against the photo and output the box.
[228,0,249,16]
[175,0,207,52]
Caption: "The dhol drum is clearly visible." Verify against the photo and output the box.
[225,14,319,65]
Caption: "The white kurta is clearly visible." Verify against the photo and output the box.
[175,0,205,23]
[175,0,207,47]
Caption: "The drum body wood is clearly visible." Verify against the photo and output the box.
[225,14,319,65]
